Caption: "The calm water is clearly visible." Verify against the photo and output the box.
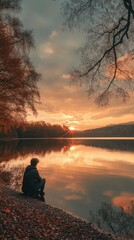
[0,138,134,221]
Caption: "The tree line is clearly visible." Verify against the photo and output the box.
[0,121,71,138]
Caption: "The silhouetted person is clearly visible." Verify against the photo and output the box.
[22,158,46,201]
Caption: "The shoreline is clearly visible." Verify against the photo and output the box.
[0,184,119,240]
[1,137,134,140]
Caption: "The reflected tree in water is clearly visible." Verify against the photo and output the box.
[89,201,134,239]
[0,139,73,163]
[0,139,134,163]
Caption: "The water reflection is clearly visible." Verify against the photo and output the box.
[0,139,134,221]
[0,138,134,163]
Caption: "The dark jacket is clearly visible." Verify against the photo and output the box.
[22,165,42,195]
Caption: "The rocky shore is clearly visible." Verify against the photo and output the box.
[0,184,120,240]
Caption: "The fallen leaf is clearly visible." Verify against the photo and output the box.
[5,209,11,214]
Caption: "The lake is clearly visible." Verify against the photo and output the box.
[0,138,134,221]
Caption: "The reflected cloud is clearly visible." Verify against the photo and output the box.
[37,144,134,179]
[104,191,114,197]
[0,139,134,220]
[64,195,82,200]
[112,192,134,212]
[65,182,86,195]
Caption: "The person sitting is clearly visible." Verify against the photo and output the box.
[22,158,46,201]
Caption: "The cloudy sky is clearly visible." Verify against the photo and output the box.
[21,0,134,130]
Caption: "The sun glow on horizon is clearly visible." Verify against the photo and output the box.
[69,126,75,131]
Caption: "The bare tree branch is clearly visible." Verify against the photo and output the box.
[59,0,134,105]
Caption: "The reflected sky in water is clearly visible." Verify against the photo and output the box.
[0,139,134,221]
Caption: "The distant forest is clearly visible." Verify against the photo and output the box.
[0,122,72,139]
[0,121,134,139]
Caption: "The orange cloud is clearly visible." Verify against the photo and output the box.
[41,42,54,55]
[62,74,71,79]
[50,30,57,38]
[22,0,134,131]
[108,52,134,80]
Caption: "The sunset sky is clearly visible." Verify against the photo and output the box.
[21,0,134,130]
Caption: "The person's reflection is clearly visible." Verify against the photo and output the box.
[22,158,46,202]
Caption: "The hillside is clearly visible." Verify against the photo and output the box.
[76,123,134,137]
